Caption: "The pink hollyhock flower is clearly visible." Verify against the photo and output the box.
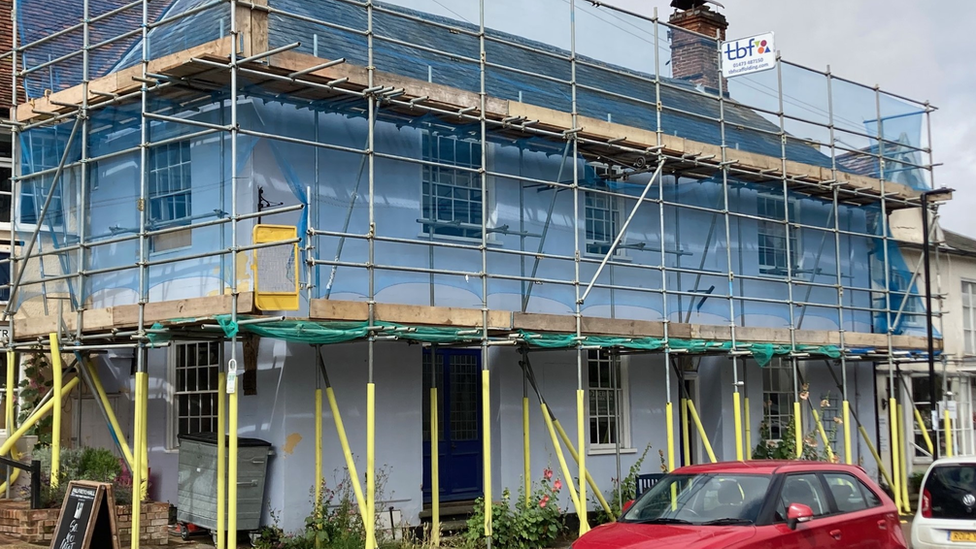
[544,468,553,480]
[540,495,550,508]
[554,479,562,491]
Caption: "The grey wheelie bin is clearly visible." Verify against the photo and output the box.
[177,433,273,544]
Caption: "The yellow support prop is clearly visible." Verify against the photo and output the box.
[5,351,13,437]
[794,402,803,459]
[541,404,580,513]
[667,401,677,509]
[889,398,902,513]
[325,387,368,520]
[140,373,149,500]
[366,383,376,549]
[577,389,589,536]
[228,372,239,549]
[3,351,15,489]
[523,396,530,508]
[744,397,752,460]
[86,360,135,473]
[733,392,743,461]
[131,372,145,549]
[945,408,954,458]
[217,373,226,549]
[315,388,323,508]
[810,407,835,462]
[551,418,613,517]
[898,403,910,514]
[859,425,894,489]
[431,388,440,547]
[0,377,81,494]
[685,400,716,463]
[481,371,491,539]
[49,334,62,486]
[681,399,691,466]
[913,406,934,457]
[843,401,853,465]
[666,401,675,471]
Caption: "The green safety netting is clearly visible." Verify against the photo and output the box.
[516,331,841,367]
[213,316,481,346]
[144,316,842,367]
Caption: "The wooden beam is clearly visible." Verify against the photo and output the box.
[17,38,232,122]
[12,292,256,340]
[309,299,510,330]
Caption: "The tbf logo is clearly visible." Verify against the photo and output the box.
[721,32,776,78]
[724,37,770,62]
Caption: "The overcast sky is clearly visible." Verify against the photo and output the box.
[607,0,976,236]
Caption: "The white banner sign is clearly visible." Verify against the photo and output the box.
[722,32,776,78]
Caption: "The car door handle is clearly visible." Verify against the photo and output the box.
[829,529,842,540]
[877,519,887,530]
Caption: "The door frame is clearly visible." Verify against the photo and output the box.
[682,375,703,465]
[422,347,484,504]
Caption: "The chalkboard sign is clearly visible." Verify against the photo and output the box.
[50,481,120,549]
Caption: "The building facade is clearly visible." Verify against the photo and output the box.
[0,0,947,540]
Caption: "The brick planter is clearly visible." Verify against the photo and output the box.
[0,499,170,546]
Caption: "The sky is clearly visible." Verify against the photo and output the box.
[606,0,976,237]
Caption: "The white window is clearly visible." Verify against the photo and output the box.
[891,272,922,327]
[762,358,795,441]
[963,281,976,355]
[587,349,630,451]
[149,141,192,226]
[169,341,221,449]
[584,190,621,256]
[420,132,482,240]
[20,131,65,228]
[757,194,800,276]
[149,141,192,252]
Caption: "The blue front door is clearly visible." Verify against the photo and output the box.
[422,349,483,503]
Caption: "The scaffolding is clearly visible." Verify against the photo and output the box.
[0,0,950,546]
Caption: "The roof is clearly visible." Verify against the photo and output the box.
[673,460,870,476]
[17,0,177,98]
[21,0,846,172]
[265,0,836,170]
[944,230,976,256]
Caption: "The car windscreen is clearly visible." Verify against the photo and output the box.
[925,464,976,519]
[620,473,771,526]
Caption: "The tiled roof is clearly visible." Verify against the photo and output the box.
[266,0,834,168]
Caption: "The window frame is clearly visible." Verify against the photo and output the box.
[582,188,630,260]
[419,131,496,243]
[17,130,68,233]
[774,472,832,522]
[822,472,873,514]
[756,192,801,277]
[963,280,976,356]
[148,140,193,254]
[166,340,223,451]
[585,349,632,454]
[762,358,798,442]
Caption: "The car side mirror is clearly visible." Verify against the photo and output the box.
[622,500,635,513]
[786,503,814,530]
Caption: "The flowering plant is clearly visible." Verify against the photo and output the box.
[465,468,566,549]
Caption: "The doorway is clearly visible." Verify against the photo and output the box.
[422,349,483,503]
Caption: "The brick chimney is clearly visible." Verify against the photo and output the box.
[669,6,728,92]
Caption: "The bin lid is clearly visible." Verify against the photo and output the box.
[178,432,272,447]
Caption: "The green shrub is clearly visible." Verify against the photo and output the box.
[464,469,566,549]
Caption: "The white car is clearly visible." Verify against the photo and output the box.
[913,457,976,548]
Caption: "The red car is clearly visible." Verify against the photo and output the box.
[573,461,905,549]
